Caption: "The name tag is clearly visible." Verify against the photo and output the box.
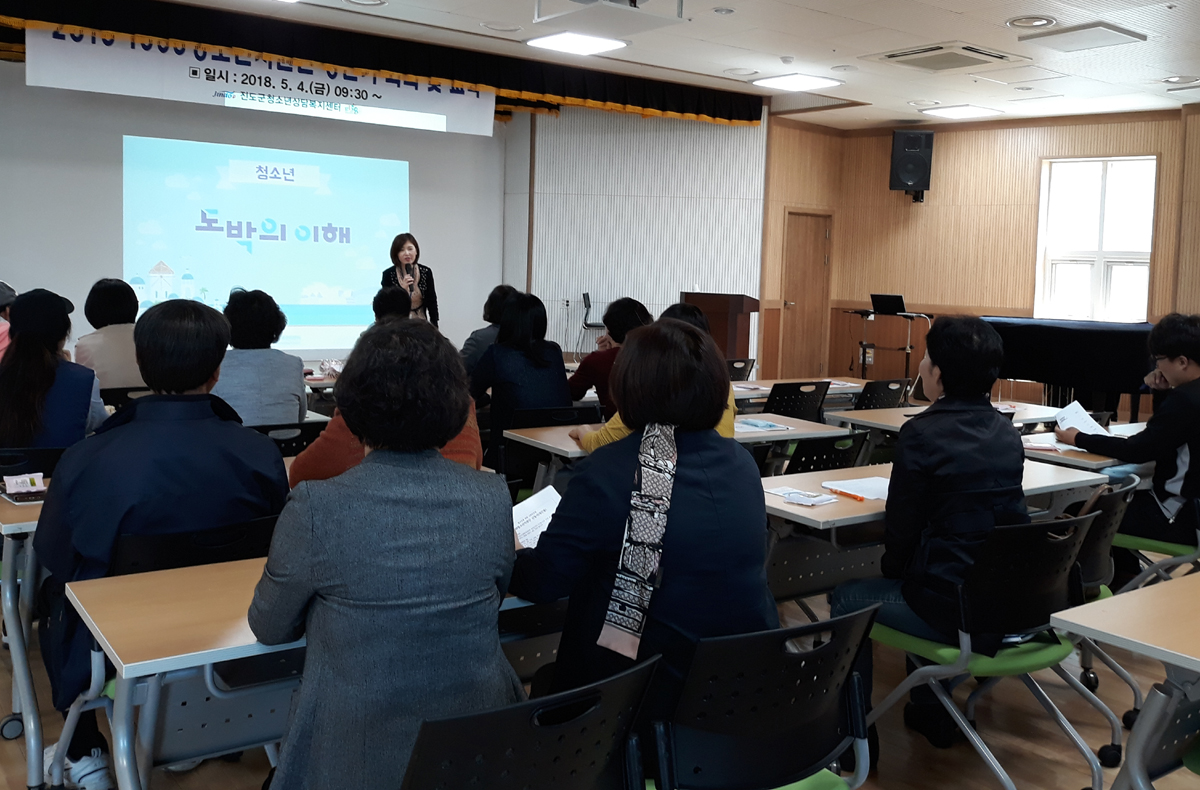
[3,474,46,494]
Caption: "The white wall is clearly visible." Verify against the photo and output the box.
[0,61,507,352]
[529,106,768,359]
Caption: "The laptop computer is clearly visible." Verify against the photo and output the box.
[870,294,907,315]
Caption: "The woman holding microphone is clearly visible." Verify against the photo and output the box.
[382,233,439,326]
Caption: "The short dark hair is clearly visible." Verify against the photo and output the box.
[603,297,652,344]
[611,319,728,431]
[224,289,287,349]
[84,279,138,329]
[483,284,519,324]
[336,319,469,451]
[497,292,551,367]
[389,233,421,267]
[373,287,412,322]
[1149,313,1200,362]
[135,300,230,394]
[659,303,710,335]
[924,316,1004,397]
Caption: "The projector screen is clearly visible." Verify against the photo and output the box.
[124,135,409,350]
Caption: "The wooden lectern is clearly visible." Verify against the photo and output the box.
[680,292,760,359]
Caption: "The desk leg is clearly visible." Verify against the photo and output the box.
[135,675,161,790]
[111,677,139,790]
[3,536,43,789]
[531,456,565,493]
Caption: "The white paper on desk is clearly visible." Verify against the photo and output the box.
[828,380,857,388]
[1022,433,1076,453]
[1055,401,1111,437]
[734,419,788,433]
[513,486,561,549]
[820,477,890,500]
[733,384,768,391]
[784,492,838,507]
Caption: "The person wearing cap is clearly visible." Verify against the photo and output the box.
[0,289,107,449]
[74,279,145,389]
[0,280,15,358]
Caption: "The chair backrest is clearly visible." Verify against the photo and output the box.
[959,512,1097,635]
[768,535,884,601]
[0,447,66,477]
[1145,694,1200,781]
[510,405,603,430]
[1088,411,1113,428]
[1075,475,1139,589]
[908,374,932,405]
[99,386,152,410]
[249,421,327,457]
[656,607,877,790]
[400,656,659,790]
[582,292,605,328]
[764,381,831,422]
[108,515,278,577]
[726,359,755,381]
[854,378,910,410]
[783,432,868,475]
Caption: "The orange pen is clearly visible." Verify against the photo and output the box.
[825,487,866,502]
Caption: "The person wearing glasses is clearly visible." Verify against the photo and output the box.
[1056,312,1200,580]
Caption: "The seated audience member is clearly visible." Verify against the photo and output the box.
[0,280,15,358]
[461,284,518,376]
[0,289,107,449]
[373,285,412,323]
[211,289,306,426]
[509,319,777,716]
[567,297,651,419]
[34,300,288,788]
[470,293,571,467]
[74,279,145,388]
[1057,312,1200,563]
[571,303,736,453]
[249,319,522,788]
[830,316,1027,751]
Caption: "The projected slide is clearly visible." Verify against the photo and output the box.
[123,136,409,351]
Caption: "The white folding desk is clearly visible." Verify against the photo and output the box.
[731,414,850,444]
[0,495,43,788]
[1052,574,1200,790]
[1021,422,1147,472]
[827,401,1063,433]
[731,377,868,401]
[67,558,305,790]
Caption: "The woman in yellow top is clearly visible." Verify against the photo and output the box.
[570,303,737,452]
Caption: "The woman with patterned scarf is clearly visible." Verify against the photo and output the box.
[509,318,778,717]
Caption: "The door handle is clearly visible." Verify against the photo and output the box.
[783,301,796,307]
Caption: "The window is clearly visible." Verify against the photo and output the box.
[1034,156,1157,323]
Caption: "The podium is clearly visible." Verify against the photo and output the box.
[680,292,759,359]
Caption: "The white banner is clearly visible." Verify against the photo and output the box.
[24,28,496,137]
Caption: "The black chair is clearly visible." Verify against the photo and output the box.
[782,432,868,476]
[498,599,569,683]
[575,292,608,362]
[852,378,910,410]
[99,386,152,410]
[249,421,328,457]
[726,359,755,381]
[763,381,830,423]
[502,406,603,496]
[768,533,884,622]
[1120,686,1200,788]
[0,447,66,477]
[652,608,878,790]
[510,406,603,431]
[400,656,659,790]
[109,515,279,576]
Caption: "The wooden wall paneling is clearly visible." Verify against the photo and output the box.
[1175,106,1200,312]
[759,302,782,379]
[827,308,930,383]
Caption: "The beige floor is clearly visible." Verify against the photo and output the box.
[0,600,1192,789]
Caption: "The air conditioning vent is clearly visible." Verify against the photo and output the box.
[863,41,1030,73]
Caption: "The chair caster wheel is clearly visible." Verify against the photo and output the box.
[1098,743,1122,767]
[1123,709,1139,730]
[0,713,23,740]
[1080,669,1100,692]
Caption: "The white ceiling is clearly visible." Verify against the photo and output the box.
[175,0,1200,129]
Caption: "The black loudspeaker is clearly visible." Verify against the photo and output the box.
[889,130,934,192]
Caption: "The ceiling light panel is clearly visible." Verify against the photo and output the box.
[752,74,844,92]
[1018,22,1147,52]
[920,104,1003,119]
[526,32,627,55]
[970,65,1066,84]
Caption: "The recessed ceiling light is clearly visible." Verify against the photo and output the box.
[831,65,858,73]
[526,32,627,56]
[1019,22,1146,52]
[481,22,523,33]
[724,68,760,77]
[713,7,736,14]
[1006,16,1055,29]
[920,104,1003,119]
[344,0,387,5]
[1163,75,1200,84]
[908,99,940,107]
[751,73,843,92]
[1014,86,1035,91]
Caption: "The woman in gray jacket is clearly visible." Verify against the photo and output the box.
[248,318,523,789]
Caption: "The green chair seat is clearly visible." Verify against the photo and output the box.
[871,624,1074,677]
[1112,534,1196,557]
[1183,740,1200,775]
[647,769,848,790]
[102,679,116,700]
[1095,584,1112,600]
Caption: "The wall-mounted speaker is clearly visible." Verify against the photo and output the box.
[889,130,934,196]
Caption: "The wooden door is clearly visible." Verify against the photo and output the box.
[780,213,831,377]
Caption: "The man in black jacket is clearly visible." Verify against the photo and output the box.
[1057,313,1200,552]
[831,316,1028,751]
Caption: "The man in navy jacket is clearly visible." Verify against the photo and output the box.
[35,300,287,788]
